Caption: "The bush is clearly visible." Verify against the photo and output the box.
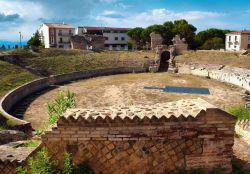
[229,105,250,120]
[16,148,57,174]
[48,90,76,124]
[17,149,94,174]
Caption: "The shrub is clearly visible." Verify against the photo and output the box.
[62,153,73,174]
[229,105,250,120]
[48,90,76,124]
[16,148,57,174]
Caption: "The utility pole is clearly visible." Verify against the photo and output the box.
[19,31,22,48]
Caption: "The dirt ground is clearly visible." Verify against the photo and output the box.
[16,73,245,129]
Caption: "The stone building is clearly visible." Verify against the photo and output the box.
[150,32,164,50]
[42,98,236,174]
[70,35,105,50]
[172,35,188,54]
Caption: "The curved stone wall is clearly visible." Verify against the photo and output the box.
[0,67,147,133]
[178,63,250,91]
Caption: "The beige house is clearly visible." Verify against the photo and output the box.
[225,30,250,51]
[39,23,75,49]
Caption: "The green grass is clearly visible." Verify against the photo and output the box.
[229,105,250,120]
[0,60,37,97]
[21,140,41,148]
[8,48,154,75]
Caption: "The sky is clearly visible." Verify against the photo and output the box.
[1,0,250,42]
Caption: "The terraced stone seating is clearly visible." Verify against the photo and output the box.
[42,98,236,174]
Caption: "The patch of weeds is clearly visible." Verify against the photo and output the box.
[16,149,94,174]
[21,140,40,148]
[229,105,250,120]
[48,90,76,125]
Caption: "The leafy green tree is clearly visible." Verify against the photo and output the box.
[172,19,197,49]
[27,30,43,47]
[127,27,145,49]
[195,28,231,49]
[201,37,225,50]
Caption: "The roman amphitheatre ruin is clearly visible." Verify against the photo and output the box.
[0,36,250,174]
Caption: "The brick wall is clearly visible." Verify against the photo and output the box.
[42,99,236,174]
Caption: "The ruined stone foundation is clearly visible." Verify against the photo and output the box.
[42,98,236,174]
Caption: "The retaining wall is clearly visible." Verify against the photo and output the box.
[0,67,147,134]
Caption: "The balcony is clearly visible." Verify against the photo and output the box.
[58,33,73,36]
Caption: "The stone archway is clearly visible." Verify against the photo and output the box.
[159,51,170,72]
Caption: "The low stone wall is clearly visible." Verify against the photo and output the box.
[0,67,148,133]
[178,63,250,91]
[235,120,250,145]
[42,99,236,174]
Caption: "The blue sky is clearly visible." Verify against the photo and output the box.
[1,0,250,42]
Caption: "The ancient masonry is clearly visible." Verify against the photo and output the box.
[150,32,164,50]
[70,35,105,50]
[42,98,236,174]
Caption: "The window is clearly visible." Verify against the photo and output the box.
[248,44,250,49]
[58,30,62,36]
[60,38,63,43]
[105,37,109,40]
[115,37,118,41]
[235,36,237,41]
[121,37,125,41]
[248,36,250,40]
[69,30,72,35]
[229,36,231,41]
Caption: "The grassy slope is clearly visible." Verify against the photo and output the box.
[176,51,250,69]
[0,60,37,97]
[9,49,155,75]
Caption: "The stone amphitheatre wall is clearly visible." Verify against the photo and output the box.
[42,99,236,174]
[178,63,250,91]
[0,67,148,134]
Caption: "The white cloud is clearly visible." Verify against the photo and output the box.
[94,8,225,28]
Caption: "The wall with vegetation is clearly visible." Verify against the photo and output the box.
[0,67,148,133]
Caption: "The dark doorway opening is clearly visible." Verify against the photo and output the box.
[159,51,170,72]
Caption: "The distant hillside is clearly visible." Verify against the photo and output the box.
[0,40,27,48]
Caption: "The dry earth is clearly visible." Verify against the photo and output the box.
[17,73,244,129]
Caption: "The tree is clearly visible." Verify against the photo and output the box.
[195,28,231,49]
[201,37,224,50]
[172,19,197,49]
[127,27,144,49]
[27,30,43,47]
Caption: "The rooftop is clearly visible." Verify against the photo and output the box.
[80,26,130,31]
[44,23,74,29]
[227,30,250,35]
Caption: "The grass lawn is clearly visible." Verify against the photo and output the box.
[176,50,250,69]
[8,48,155,75]
[0,60,37,97]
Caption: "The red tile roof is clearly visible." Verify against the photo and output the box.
[44,23,74,29]
[80,26,130,31]
[227,30,250,35]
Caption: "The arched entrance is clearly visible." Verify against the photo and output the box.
[159,51,170,72]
